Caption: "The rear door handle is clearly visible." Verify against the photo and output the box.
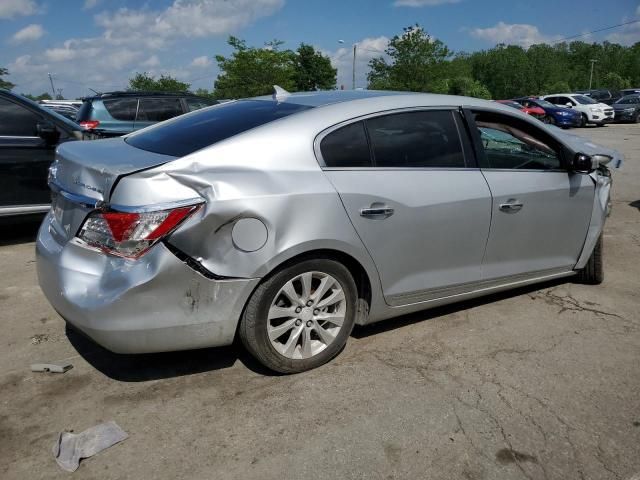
[499,200,524,212]
[360,206,394,218]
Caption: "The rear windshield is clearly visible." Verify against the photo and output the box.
[125,100,313,157]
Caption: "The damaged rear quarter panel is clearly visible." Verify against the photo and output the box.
[110,122,380,283]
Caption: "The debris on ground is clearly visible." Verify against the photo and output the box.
[53,421,128,472]
[31,361,73,374]
[30,333,49,345]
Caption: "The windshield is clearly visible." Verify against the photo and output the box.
[615,95,638,104]
[532,99,555,109]
[125,99,313,157]
[573,95,597,105]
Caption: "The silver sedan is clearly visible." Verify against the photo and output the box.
[36,89,622,373]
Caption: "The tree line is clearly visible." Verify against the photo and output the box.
[2,24,639,100]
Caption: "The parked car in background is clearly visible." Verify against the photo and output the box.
[38,89,620,373]
[495,99,545,119]
[575,89,621,105]
[76,91,217,137]
[513,97,582,128]
[612,95,640,123]
[0,90,87,217]
[620,88,640,97]
[39,100,81,121]
[541,93,614,126]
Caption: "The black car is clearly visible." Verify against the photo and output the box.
[0,89,87,217]
[76,91,217,137]
[575,89,621,105]
[612,95,640,123]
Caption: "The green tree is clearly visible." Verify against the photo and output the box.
[0,67,15,90]
[543,80,572,94]
[293,43,336,91]
[468,44,535,99]
[602,72,630,91]
[128,72,190,92]
[367,25,451,91]
[193,88,215,98]
[23,92,53,101]
[448,77,491,99]
[214,37,296,99]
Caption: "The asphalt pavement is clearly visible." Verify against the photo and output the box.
[1,124,639,480]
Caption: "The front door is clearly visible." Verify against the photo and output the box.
[319,109,492,305]
[468,109,594,281]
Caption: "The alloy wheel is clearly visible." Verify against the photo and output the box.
[267,271,347,359]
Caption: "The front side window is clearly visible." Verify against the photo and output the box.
[0,98,42,136]
[474,112,561,170]
[103,98,138,121]
[366,110,465,168]
[137,98,183,122]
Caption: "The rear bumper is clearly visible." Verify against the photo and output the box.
[36,214,259,353]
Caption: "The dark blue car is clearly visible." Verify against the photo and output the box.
[513,97,581,128]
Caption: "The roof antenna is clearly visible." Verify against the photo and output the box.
[272,85,290,102]
[88,88,101,95]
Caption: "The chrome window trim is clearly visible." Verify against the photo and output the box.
[313,106,464,169]
[0,135,41,140]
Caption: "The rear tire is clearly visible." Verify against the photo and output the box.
[239,258,357,374]
[576,234,604,285]
[544,115,554,125]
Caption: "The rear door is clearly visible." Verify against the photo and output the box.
[101,98,137,135]
[319,109,492,305]
[467,109,594,281]
[134,97,184,131]
[0,96,55,211]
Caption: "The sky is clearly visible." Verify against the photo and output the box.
[1,0,639,99]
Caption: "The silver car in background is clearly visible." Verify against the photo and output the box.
[36,89,621,373]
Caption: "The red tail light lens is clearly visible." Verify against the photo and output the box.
[80,120,100,130]
[78,204,201,258]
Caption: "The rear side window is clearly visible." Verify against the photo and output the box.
[320,122,372,168]
[103,98,138,121]
[0,98,42,136]
[366,110,465,168]
[137,98,183,122]
[125,100,313,157]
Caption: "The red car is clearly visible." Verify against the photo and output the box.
[496,100,545,119]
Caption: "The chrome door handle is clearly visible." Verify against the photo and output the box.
[360,206,394,217]
[499,200,524,212]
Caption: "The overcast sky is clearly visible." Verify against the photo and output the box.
[1,0,639,98]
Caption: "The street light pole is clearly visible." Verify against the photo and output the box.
[47,73,56,98]
[588,59,597,90]
[352,44,357,90]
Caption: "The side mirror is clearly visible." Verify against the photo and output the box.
[570,153,594,173]
[36,121,59,143]
[565,103,573,108]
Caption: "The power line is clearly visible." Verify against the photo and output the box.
[551,19,640,43]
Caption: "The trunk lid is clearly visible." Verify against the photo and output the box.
[48,137,177,243]
[51,137,177,203]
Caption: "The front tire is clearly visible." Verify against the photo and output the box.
[580,114,588,127]
[576,234,603,285]
[239,258,357,373]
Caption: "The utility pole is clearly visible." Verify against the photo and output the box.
[588,59,597,90]
[47,73,56,98]
[352,44,357,90]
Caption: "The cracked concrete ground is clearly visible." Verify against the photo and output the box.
[1,124,639,480]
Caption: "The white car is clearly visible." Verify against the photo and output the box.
[540,93,614,127]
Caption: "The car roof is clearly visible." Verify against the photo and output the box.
[81,90,202,101]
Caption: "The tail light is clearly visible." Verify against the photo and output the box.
[78,203,202,258]
[80,120,100,130]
